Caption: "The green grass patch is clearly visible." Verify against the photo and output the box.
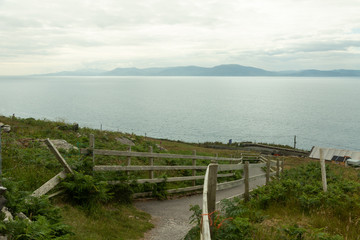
[60,203,153,240]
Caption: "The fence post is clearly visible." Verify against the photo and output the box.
[281,158,284,173]
[276,159,280,178]
[207,164,218,221]
[320,148,327,192]
[149,146,154,179]
[0,127,2,177]
[244,161,250,202]
[266,159,270,185]
[192,150,196,186]
[127,146,131,176]
[89,134,95,165]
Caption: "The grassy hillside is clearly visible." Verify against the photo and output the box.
[0,115,257,239]
[1,115,358,239]
[186,160,360,240]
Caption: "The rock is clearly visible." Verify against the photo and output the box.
[156,144,167,152]
[0,196,6,209]
[116,137,135,146]
[0,235,7,240]
[0,186,6,195]
[1,207,13,222]
[0,122,3,127]
[40,139,79,151]
[1,125,11,133]
[17,212,31,222]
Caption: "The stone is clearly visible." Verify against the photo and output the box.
[0,196,6,209]
[156,144,167,151]
[1,207,13,222]
[115,137,135,146]
[17,212,31,222]
[0,186,6,195]
[1,125,11,133]
[40,139,79,151]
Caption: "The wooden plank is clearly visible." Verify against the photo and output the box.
[207,164,218,219]
[133,185,204,198]
[270,161,278,167]
[81,148,242,161]
[218,164,244,171]
[93,165,208,171]
[244,161,249,202]
[127,146,131,176]
[216,189,255,210]
[89,134,95,164]
[249,162,266,168]
[45,139,74,174]
[149,146,154,179]
[201,166,211,240]
[216,173,267,191]
[95,162,265,172]
[31,170,67,197]
[276,159,280,177]
[192,150,196,186]
[266,159,270,185]
[320,148,327,192]
[167,185,204,194]
[217,179,243,190]
[108,173,234,185]
[47,190,65,199]
[249,173,267,182]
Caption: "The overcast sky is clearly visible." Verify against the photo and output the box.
[1,0,360,75]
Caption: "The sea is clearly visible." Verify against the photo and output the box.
[0,76,359,151]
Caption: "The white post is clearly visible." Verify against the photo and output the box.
[320,148,327,192]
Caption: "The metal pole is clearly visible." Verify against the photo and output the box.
[294,135,297,149]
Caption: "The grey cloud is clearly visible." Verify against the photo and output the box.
[262,40,360,56]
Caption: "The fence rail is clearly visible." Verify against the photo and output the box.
[80,148,243,161]
[30,135,282,200]
[200,159,284,240]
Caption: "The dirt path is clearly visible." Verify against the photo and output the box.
[135,165,266,240]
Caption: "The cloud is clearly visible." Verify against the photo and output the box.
[1,0,360,75]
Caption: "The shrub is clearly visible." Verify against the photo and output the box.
[62,171,111,211]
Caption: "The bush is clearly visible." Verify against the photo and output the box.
[62,171,111,211]
[1,179,73,239]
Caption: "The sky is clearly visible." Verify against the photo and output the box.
[1,0,360,75]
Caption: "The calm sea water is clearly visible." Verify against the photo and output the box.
[0,76,359,151]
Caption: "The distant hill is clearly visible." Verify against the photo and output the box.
[40,65,360,77]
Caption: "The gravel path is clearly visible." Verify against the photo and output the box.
[135,165,266,240]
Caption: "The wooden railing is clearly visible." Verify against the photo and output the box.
[79,134,272,198]
[201,164,218,240]
[30,136,283,201]
[200,159,284,240]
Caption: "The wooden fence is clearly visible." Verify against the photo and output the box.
[31,135,281,200]
[80,134,275,198]
[200,159,283,240]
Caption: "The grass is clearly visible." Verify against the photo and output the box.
[209,161,360,239]
[60,203,153,240]
[0,115,259,239]
[3,115,360,239]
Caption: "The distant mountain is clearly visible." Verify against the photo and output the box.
[288,69,360,77]
[42,69,105,76]
[40,65,360,77]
